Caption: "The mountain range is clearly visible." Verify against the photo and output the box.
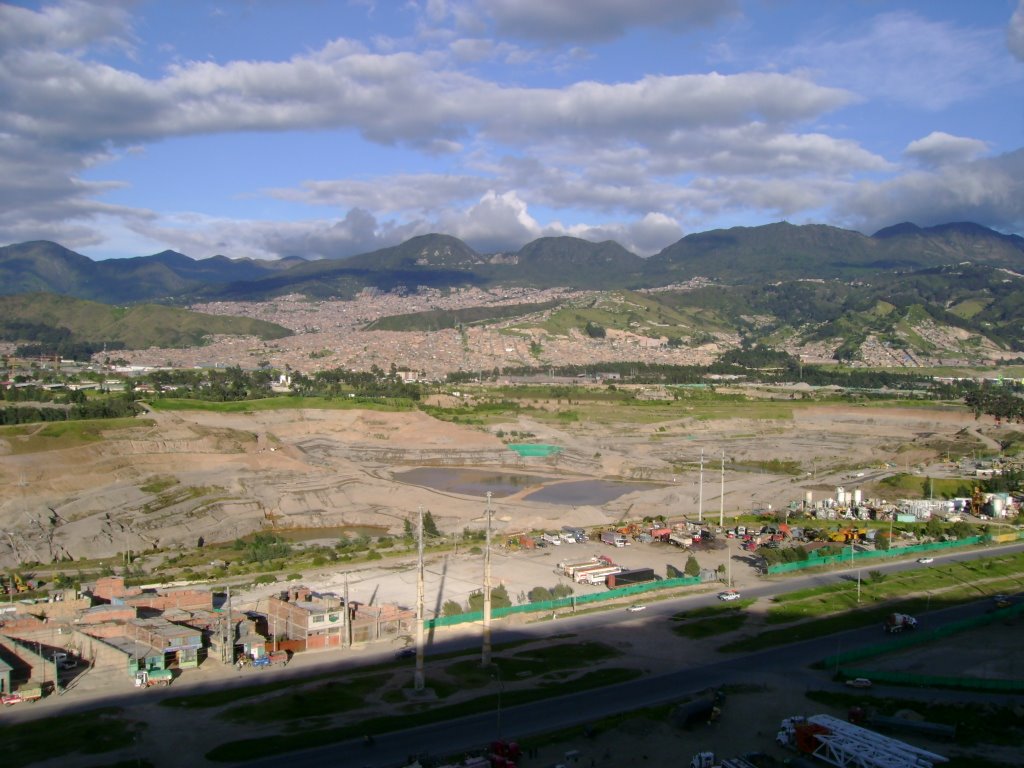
[2,221,1021,305]
[2,221,1023,360]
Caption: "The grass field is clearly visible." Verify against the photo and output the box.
[147,396,416,412]
[0,417,153,454]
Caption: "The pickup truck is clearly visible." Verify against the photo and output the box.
[134,669,174,687]
[2,685,43,704]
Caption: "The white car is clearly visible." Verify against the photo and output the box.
[845,677,873,688]
[917,557,934,564]
[626,604,647,612]
[718,590,741,601]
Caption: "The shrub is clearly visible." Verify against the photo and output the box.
[442,599,464,616]
[528,586,553,603]
[684,555,700,577]
[253,574,277,585]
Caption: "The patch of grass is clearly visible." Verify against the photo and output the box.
[671,612,748,638]
[0,706,143,768]
[205,666,640,762]
[218,674,390,724]
[671,600,754,620]
[140,475,179,494]
[0,417,153,454]
[805,690,1022,747]
[139,485,226,515]
[149,396,417,412]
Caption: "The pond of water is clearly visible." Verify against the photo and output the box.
[522,479,662,505]
[393,468,662,505]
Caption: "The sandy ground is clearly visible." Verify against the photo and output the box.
[0,398,998,571]
[0,396,1013,766]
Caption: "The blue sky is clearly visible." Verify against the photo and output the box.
[1,0,1022,261]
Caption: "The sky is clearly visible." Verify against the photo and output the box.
[1,0,1022,262]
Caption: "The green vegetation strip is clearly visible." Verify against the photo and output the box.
[205,668,641,762]
[219,673,390,724]
[806,690,1021,748]
[0,707,141,768]
[0,417,154,454]
[721,552,1024,652]
[148,396,416,412]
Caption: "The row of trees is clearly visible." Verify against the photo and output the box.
[0,393,138,425]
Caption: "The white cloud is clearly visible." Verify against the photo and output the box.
[476,0,739,43]
[553,212,684,256]
[0,0,135,54]
[904,132,989,168]
[781,11,1022,110]
[271,174,493,214]
[126,209,426,262]
[1010,0,1024,61]
[839,149,1024,234]
[438,190,541,252]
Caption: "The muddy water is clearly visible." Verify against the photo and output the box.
[393,467,662,505]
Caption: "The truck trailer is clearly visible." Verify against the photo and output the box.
[559,557,599,577]
[605,567,656,589]
[576,565,622,584]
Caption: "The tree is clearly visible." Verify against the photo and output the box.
[684,554,700,577]
[551,583,574,599]
[875,531,891,551]
[491,584,512,608]
[528,586,553,603]
[468,585,512,611]
[441,599,464,616]
[423,510,441,538]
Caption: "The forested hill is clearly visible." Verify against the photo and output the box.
[1,220,1021,303]
[0,293,292,357]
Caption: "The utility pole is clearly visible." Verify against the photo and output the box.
[415,506,425,691]
[482,492,492,667]
[719,451,725,527]
[222,585,232,664]
[344,574,351,648]
[698,449,704,523]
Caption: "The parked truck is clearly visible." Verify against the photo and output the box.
[605,567,656,589]
[559,557,598,577]
[884,612,918,633]
[134,668,174,688]
[600,530,627,547]
[576,565,622,584]
[2,685,43,705]
[668,533,692,548]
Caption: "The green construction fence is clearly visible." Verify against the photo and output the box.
[766,531,1024,575]
[424,574,701,629]
[825,601,1024,692]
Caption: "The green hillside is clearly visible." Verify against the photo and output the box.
[0,293,293,352]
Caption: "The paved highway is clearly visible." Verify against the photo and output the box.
[235,542,1023,768]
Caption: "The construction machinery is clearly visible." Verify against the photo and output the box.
[4,572,30,594]
[969,486,986,516]
[776,714,947,768]
[884,612,918,634]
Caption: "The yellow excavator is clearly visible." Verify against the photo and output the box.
[4,572,30,595]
